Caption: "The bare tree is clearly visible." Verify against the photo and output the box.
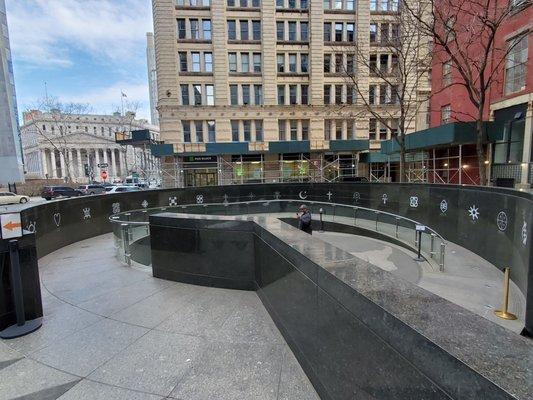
[25,97,91,183]
[403,0,525,185]
[338,2,432,182]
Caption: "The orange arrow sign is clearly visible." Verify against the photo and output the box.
[3,221,22,231]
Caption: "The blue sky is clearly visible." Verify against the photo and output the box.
[5,0,154,121]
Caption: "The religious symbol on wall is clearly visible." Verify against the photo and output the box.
[141,200,149,209]
[440,199,448,214]
[53,213,61,227]
[83,207,92,220]
[353,192,360,203]
[25,221,37,234]
[196,195,204,204]
[496,211,508,232]
[326,191,333,202]
[112,202,121,214]
[382,194,388,205]
[521,220,528,245]
[274,191,281,200]
[248,193,255,200]
[299,191,308,200]
[409,196,419,208]
[169,197,178,206]
[468,205,479,221]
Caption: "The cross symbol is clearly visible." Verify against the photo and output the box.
[326,191,333,201]
[249,193,255,200]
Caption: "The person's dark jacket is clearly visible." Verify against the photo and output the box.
[298,211,312,234]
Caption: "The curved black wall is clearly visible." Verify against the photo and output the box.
[16,183,533,335]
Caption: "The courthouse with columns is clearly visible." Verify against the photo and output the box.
[21,110,159,183]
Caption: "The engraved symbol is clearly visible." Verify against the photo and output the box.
[141,200,148,208]
[53,213,61,227]
[169,197,177,206]
[521,221,527,245]
[440,199,448,214]
[112,202,121,214]
[353,192,360,202]
[496,211,508,232]
[26,221,37,234]
[196,195,204,204]
[382,194,388,205]
[248,193,255,200]
[409,196,419,208]
[468,205,479,221]
[274,191,281,200]
[223,194,229,205]
[326,191,333,202]
[83,207,91,220]
[299,191,308,200]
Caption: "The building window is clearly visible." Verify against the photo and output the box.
[278,85,286,105]
[347,23,355,42]
[195,121,204,142]
[369,118,377,139]
[177,19,186,39]
[441,104,451,124]
[379,84,387,104]
[277,54,285,72]
[179,52,188,72]
[230,85,238,105]
[228,20,236,40]
[336,120,343,140]
[442,60,452,87]
[253,53,262,72]
[204,52,213,72]
[208,121,216,142]
[289,85,297,104]
[324,54,331,73]
[206,85,214,105]
[181,84,190,105]
[192,52,201,72]
[288,22,297,41]
[190,19,199,39]
[242,85,251,105]
[183,120,191,142]
[324,84,331,104]
[277,22,285,41]
[203,20,212,40]
[231,120,240,141]
[290,120,298,140]
[347,121,355,139]
[301,85,309,105]
[301,22,309,41]
[243,120,251,141]
[381,23,389,44]
[255,120,263,142]
[254,85,263,105]
[505,34,528,94]
[335,53,343,73]
[302,120,309,140]
[347,54,355,73]
[241,53,249,73]
[301,53,309,73]
[324,23,332,41]
[279,120,286,140]
[240,20,249,40]
[379,122,387,140]
[289,53,297,72]
[324,120,331,140]
[229,53,237,72]
[335,23,343,41]
[194,84,202,105]
[252,21,261,40]
[335,85,343,104]
[347,85,355,104]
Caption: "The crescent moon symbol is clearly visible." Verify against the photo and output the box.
[299,191,308,200]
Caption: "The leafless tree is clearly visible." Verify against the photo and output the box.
[337,2,432,182]
[25,97,91,183]
[403,0,526,185]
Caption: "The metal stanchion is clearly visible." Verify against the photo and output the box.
[395,217,400,238]
[319,208,324,232]
[494,267,517,320]
[414,231,424,261]
[0,240,42,339]
[375,211,379,231]
[439,243,445,272]
[430,233,436,258]
[121,223,131,267]
[354,207,358,226]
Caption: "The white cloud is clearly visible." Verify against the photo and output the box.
[5,0,153,68]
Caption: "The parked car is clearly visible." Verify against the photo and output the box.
[105,186,142,194]
[41,186,82,200]
[78,184,106,195]
[0,192,30,205]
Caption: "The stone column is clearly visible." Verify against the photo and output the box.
[59,151,66,180]
[119,151,126,176]
[95,148,101,168]
[77,149,83,179]
[103,149,109,167]
[111,149,117,178]
[40,149,48,178]
[50,150,57,178]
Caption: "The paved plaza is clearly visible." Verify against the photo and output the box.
[0,234,318,400]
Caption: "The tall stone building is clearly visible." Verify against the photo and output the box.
[147,32,159,126]
[152,0,430,187]
[0,0,24,184]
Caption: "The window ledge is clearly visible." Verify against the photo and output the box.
[177,39,212,44]
[227,6,261,11]
[175,5,210,10]
[229,72,263,76]
[324,9,356,14]
[324,41,357,46]
[275,8,309,13]
[228,39,262,45]
[277,40,310,45]
[277,72,309,77]
[179,72,214,76]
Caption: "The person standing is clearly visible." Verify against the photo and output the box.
[297,205,312,234]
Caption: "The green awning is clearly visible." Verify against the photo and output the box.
[359,151,427,163]
[329,140,370,152]
[380,121,504,155]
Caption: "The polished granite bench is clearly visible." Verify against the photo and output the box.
[150,212,532,400]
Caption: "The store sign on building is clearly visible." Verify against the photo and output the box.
[186,156,218,163]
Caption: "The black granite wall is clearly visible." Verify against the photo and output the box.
[15,183,532,335]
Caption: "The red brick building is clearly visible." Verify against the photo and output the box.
[429,0,532,187]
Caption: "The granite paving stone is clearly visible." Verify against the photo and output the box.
[58,379,164,399]
[278,347,321,400]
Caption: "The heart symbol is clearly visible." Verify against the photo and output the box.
[53,213,61,227]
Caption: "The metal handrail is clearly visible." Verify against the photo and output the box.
[109,199,446,270]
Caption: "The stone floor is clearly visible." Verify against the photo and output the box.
[0,234,319,400]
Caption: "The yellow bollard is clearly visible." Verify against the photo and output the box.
[494,267,517,320]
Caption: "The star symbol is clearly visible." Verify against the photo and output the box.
[468,205,479,221]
